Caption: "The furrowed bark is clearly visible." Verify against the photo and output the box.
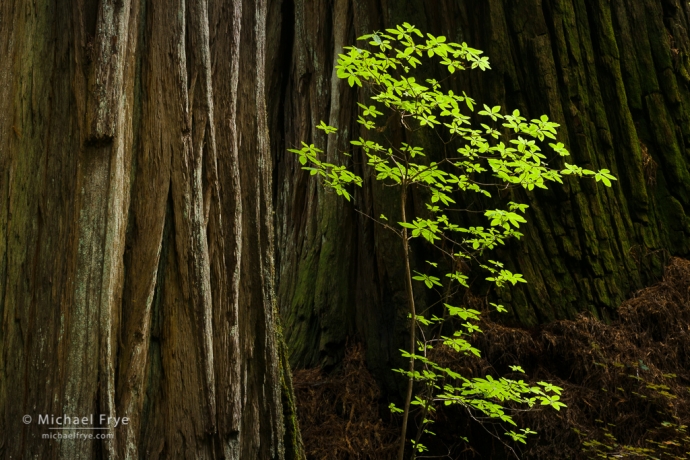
[115,0,173,456]
[209,0,243,454]
[0,0,303,458]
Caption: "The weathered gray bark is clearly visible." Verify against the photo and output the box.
[0,0,302,458]
[270,0,690,390]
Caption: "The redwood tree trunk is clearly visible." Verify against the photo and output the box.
[0,0,301,458]
[270,0,690,387]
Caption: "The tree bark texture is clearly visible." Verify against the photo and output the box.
[0,0,301,458]
[270,0,690,386]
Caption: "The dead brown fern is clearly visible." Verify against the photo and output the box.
[293,343,399,460]
[294,259,690,459]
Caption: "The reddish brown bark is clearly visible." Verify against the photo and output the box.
[0,0,301,458]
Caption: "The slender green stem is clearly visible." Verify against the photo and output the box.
[398,185,417,460]
[412,278,455,451]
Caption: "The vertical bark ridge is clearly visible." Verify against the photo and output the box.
[116,0,172,456]
[187,0,219,434]
[165,0,219,454]
[66,0,133,457]
[86,0,133,142]
[209,0,243,455]
[236,0,285,457]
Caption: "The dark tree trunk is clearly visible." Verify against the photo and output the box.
[0,0,302,458]
[269,0,690,388]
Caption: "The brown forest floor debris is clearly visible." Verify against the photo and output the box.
[293,343,399,460]
[294,258,690,459]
